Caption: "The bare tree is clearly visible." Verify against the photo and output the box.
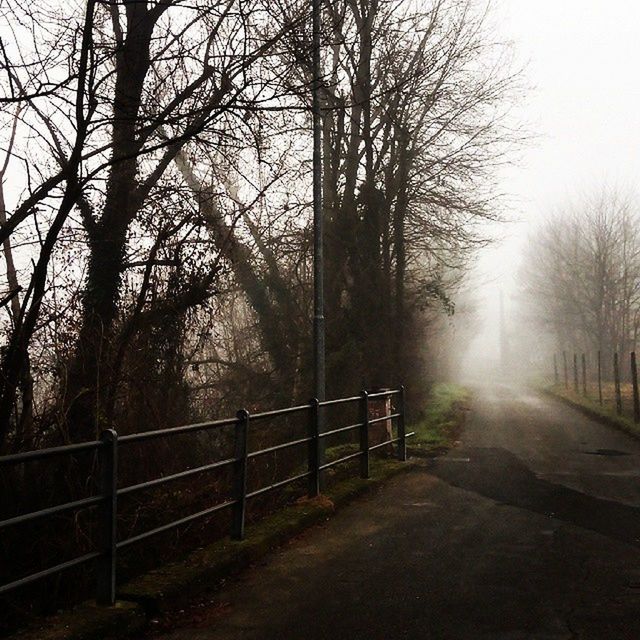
[520,187,640,367]
[0,0,519,452]
[0,0,305,447]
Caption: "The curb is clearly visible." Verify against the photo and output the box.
[8,459,418,640]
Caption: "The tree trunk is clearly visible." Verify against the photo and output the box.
[64,5,154,439]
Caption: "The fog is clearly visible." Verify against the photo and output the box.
[465,0,640,377]
[5,3,640,635]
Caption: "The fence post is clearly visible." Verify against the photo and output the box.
[563,351,568,389]
[632,352,640,424]
[397,385,407,461]
[359,391,370,478]
[96,429,118,606]
[598,350,603,406]
[581,353,587,396]
[232,409,249,540]
[307,398,320,496]
[614,352,622,416]
[573,353,579,394]
[553,354,559,385]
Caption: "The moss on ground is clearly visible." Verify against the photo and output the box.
[408,383,471,455]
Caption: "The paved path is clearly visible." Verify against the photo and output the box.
[146,385,640,639]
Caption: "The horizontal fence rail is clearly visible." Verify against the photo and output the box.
[0,386,413,605]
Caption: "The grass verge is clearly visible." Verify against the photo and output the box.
[408,383,471,456]
[542,384,640,440]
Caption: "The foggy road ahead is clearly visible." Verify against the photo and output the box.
[148,385,640,640]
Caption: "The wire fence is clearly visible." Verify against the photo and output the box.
[552,351,640,422]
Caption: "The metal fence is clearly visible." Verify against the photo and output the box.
[0,387,412,606]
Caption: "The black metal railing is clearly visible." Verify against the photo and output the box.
[0,387,413,605]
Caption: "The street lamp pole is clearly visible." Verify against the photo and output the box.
[312,0,325,406]
[311,0,325,481]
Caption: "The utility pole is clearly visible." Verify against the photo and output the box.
[312,1,325,404]
[499,289,509,376]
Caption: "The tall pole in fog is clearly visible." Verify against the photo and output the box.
[312,0,325,403]
[499,290,508,375]
[311,0,326,481]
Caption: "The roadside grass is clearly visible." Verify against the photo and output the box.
[323,383,471,460]
[543,383,640,440]
[409,383,471,455]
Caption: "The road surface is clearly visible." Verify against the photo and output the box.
[147,385,640,639]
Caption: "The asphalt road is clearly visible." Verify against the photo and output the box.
[147,385,640,640]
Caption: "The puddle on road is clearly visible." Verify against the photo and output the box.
[405,501,438,508]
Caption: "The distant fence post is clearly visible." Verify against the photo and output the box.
[573,353,579,394]
[553,354,559,385]
[581,353,587,396]
[614,353,622,415]
[359,391,370,478]
[563,351,568,389]
[307,398,320,496]
[231,409,249,540]
[598,350,603,405]
[397,385,407,462]
[96,429,118,606]
[632,352,640,424]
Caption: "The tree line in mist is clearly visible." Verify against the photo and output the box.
[521,187,640,370]
[0,0,518,454]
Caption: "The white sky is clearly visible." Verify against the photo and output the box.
[469,0,640,359]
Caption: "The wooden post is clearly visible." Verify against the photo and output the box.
[563,351,568,389]
[614,353,622,416]
[397,386,407,462]
[597,350,603,406]
[573,353,579,394]
[581,353,587,396]
[631,352,640,424]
